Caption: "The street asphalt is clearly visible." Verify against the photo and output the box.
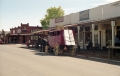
[0,44,120,76]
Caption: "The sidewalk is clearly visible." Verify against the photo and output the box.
[21,45,120,62]
[77,49,120,61]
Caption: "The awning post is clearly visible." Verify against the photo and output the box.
[111,21,115,47]
[92,24,95,47]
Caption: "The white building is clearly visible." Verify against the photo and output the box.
[50,1,120,50]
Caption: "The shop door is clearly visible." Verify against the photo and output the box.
[84,32,92,49]
[23,36,26,43]
[94,31,100,49]
[84,26,91,49]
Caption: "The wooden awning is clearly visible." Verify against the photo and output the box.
[29,30,49,35]
[19,34,28,35]
[10,34,18,36]
[78,16,120,25]
[64,24,78,28]
[10,34,28,36]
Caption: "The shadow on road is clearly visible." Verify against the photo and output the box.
[19,46,120,66]
[74,55,120,66]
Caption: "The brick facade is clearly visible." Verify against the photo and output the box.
[9,23,42,44]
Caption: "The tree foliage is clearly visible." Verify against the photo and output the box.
[40,6,64,29]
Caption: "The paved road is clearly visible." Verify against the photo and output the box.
[0,44,120,76]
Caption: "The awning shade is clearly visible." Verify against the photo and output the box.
[29,30,49,35]
[10,34,28,36]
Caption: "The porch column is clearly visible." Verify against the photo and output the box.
[21,36,23,43]
[92,24,95,52]
[111,21,115,47]
[32,35,34,47]
[77,25,80,50]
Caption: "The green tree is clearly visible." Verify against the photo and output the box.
[40,6,64,29]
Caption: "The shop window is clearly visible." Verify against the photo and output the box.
[36,36,38,40]
[34,36,36,40]
[94,34,98,44]
[85,32,92,44]
[30,30,32,33]
[85,27,90,31]
[31,36,33,40]
[94,26,98,30]
[22,30,27,33]
[79,32,83,42]
[106,29,112,46]
[80,27,83,31]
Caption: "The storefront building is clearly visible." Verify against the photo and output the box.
[0,29,10,43]
[9,23,42,44]
[49,1,120,50]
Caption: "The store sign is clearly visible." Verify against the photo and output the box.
[23,27,27,30]
[55,17,64,23]
[79,10,89,21]
[13,30,15,34]
[102,24,111,29]
[17,29,21,33]
[22,27,27,33]
[111,1,120,7]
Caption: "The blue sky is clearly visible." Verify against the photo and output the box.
[0,0,119,31]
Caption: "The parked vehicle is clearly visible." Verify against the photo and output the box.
[26,25,76,56]
[26,30,49,48]
[0,39,3,44]
[45,29,76,56]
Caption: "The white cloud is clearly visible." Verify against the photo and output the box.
[64,7,81,15]
[106,0,120,2]
[92,0,120,7]
[64,8,79,11]
[92,3,107,6]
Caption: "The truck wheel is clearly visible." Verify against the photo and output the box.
[54,43,59,55]
[70,47,76,56]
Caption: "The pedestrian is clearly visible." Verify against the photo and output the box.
[86,40,92,50]
[114,35,120,46]
[114,35,120,56]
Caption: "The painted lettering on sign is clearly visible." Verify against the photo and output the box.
[55,17,64,23]
[23,27,27,30]
[17,29,21,33]
[79,10,89,21]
